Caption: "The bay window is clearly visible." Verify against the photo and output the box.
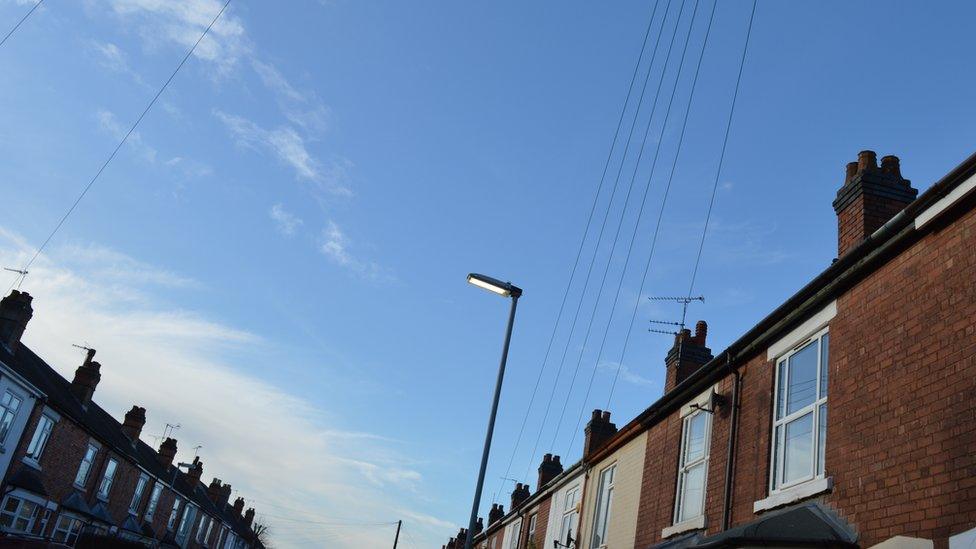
[771,329,829,491]
[0,495,40,533]
[52,514,84,544]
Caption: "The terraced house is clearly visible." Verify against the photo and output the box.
[0,290,266,548]
[454,150,976,549]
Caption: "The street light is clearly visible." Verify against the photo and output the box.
[464,273,522,549]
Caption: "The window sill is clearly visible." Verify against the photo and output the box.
[753,476,832,513]
[661,515,705,538]
[20,457,41,471]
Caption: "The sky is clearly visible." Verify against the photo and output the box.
[0,1,974,547]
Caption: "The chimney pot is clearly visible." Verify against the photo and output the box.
[243,508,255,528]
[511,483,530,509]
[538,452,564,488]
[845,161,859,185]
[233,497,245,516]
[857,150,878,173]
[0,291,32,353]
[488,503,505,525]
[473,517,484,535]
[121,405,147,441]
[881,155,901,177]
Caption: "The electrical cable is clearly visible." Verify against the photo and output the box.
[4,0,233,294]
[604,0,721,411]
[519,0,681,482]
[0,0,43,49]
[684,0,758,300]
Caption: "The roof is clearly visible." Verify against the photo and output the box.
[0,343,258,541]
[588,151,976,463]
[683,503,858,549]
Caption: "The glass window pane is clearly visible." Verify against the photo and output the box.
[684,413,707,462]
[787,343,818,415]
[817,403,827,475]
[783,412,814,484]
[819,333,829,399]
[776,360,787,419]
[678,463,706,522]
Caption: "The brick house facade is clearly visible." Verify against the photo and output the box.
[0,293,265,548]
[455,150,976,549]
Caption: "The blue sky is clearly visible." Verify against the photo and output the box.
[1,0,974,547]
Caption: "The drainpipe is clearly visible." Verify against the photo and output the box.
[721,352,740,531]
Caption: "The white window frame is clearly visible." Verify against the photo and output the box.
[74,442,99,488]
[770,327,829,493]
[589,464,615,549]
[673,409,711,525]
[145,482,163,520]
[52,513,85,544]
[167,498,182,531]
[129,473,149,514]
[0,390,23,445]
[558,484,580,546]
[506,517,522,549]
[25,413,56,463]
[526,513,537,547]
[176,504,197,544]
[0,494,40,534]
[97,458,119,501]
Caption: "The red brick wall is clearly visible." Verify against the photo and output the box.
[633,198,976,547]
[530,497,550,548]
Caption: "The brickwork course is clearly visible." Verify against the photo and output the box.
[459,150,976,549]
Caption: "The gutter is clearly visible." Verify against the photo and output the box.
[584,150,976,464]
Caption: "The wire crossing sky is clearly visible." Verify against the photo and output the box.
[1,1,974,547]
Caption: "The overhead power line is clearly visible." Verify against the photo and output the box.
[0,0,43,49]
[685,0,759,299]
[486,0,665,504]
[4,0,233,294]
[604,0,731,411]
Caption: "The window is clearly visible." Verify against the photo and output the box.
[129,474,149,514]
[145,482,163,520]
[25,414,55,462]
[74,443,99,487]
[176,505,197,543]
[559,485,580,546]
[507,518,521,549]
[197,515,210,543]
[771,330,829,491]
[0,495,40,533]
[590,465,615,548]
[167,498,182,530]
[526,514,537,548]
[0,391,22,444]
[203,517,214,545]
[52,514,84,544]
[674,410,710,523]
[97,458,118,500]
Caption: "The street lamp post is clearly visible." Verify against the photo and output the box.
[464,273,522,549]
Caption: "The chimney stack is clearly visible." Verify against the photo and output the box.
[538,453,563,489]
[455,528,467,546]
[158,437,178,468]
[664,321,713,393]
[121,406,146,441]
[834,151,917,257]
[472,517,484,536]
[70,348,101,405]
[219,483,232,506]
[243,508,255,528]
[583,410,617,461]
[0,291,32,353]
[511,483,530,509]
[207,478,223,503]
[488,503,505,525]
[186,456,203,484]
[232,497,245,517]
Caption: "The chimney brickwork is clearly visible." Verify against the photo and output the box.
[583,409,617,461]
[537,453,563,489]
[511,482,530,509]
[0,290,32,353]
[488,503,505,525]
[70,348,101,405]
[834,151,917,257]
[664,320,713,393]
[121,405,146,441]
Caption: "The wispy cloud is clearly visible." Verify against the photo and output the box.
[0,228,443,548]
[96,109,157,163]
[320,221,390,282]
[598,361,655,388]
[214,110,352,197]
[251,59,330,133]
[269,204,303,236]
